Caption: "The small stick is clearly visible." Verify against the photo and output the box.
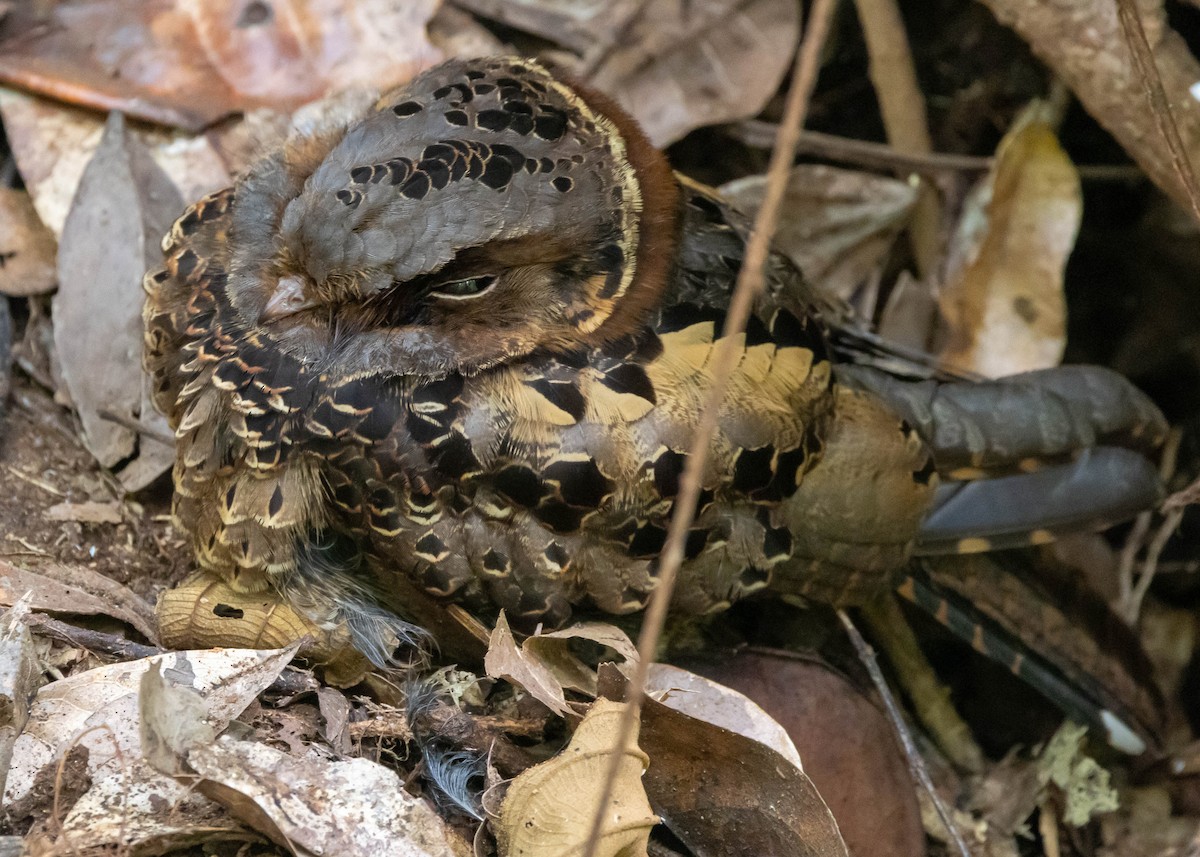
[838,609,972,857]
[580,0,840,853]
[97,408,175,446]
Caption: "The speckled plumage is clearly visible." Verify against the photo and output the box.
[145,57,1167,666]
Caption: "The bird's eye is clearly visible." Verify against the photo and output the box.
[429,275,497,301]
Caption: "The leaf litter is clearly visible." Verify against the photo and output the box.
[0,1,1198,855]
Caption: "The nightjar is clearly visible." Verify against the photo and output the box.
[144,56,1166,677]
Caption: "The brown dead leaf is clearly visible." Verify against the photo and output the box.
[938,108,1081,377]
[0,0,442,131]
[485,612,571,716]
[54,112,177,491]
[720,166,917,302]
[630,675,849,857]
[645,663,803,771]
[0,560,157,641]
[0,187,56,297]
[450,0,609,53]
[685,653,922,857]
[497,697,656,857]
[485,612,637,715]
[588,0,801,146]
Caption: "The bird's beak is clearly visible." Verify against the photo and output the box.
[261,275,317,322]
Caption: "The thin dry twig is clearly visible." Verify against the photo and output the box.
[96,408,174,446]
[580,0,840,853]
[732,122,1146,181]
[1119,427,1181,623]
[838,609,972,857]
[1114,0,1200,223]
[851,0,941,277]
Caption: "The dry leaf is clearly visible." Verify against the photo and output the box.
[158,570,373,687]
[0,560,157,641]
[596,665,849,857]
[4,645,298,808]
[685,653,924,857]
[485,612,637,714]
[140,664,469,856]
[472,0,798,146]
[0,187,56,296]
[938,108,1081,377]
[43,501,122,525]
[497,697,656,857]
[645,663,803,771]
[54,112,178,490]
[0,89,232,240]
[486,612,571,715]
[0,597,38,800]
[588,0,800,146]
[450,0,610,53]
[0,0,442,131]
[720,166,917,301]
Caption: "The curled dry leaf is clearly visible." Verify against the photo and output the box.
[54,112,178,491]
[485,611,637,715]
[158,570,373,687]
[497,697,656,857]
[938,109,1081,377]
[588,0,801,146]
[0,0,442,131]
[720,166,918,302]
[0,187,56,297]
[0,559,158,642]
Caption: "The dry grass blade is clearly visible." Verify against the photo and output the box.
[1114,0,1200,224]
[579,1,839,854]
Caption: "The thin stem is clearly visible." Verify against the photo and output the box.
[579,0,840,853]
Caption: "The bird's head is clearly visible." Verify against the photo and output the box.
[223,56,678,378]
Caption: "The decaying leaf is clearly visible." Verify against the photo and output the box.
[6,645,297,852]
[485,611,637,715]
[158,570,373,687]
[497,697,656,857]
[588,0,801,146]
[0,187,56,297]
[720,166,918,302]
[141,663,470,857]
[0,0,442,131]
[0,560,158,642]
[53,112,178,490]
[0,597,38,801]
[1038,722,1120,826]
[938,107,1081,377]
